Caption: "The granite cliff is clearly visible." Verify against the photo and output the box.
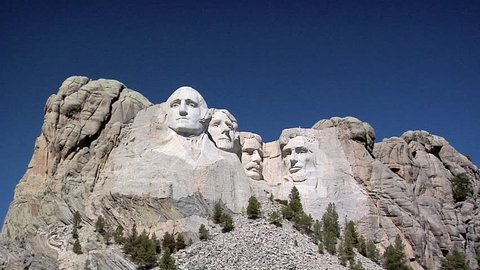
[1,76,478,269]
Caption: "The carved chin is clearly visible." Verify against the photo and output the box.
[169,123,204,136]
[245,169,262,180]
[285,171,307,182]
[215,140,234,151]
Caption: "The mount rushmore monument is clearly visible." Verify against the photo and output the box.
[1,76,479,269]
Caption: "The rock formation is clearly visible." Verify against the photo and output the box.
[1,77,478,270]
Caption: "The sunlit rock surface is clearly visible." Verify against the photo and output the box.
[1,77,478,270]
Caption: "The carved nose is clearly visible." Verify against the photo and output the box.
[220,123,229,132]
[179,102,187,116]
[252,151,261,162]
[290,159,297,167]
[290,152,298,162]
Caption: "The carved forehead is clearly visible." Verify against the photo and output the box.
[167,86,208,109]
[242,137,262,150]
[212,109,237,124]
[283,136,308,149]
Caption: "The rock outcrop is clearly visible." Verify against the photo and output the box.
[1,77,478,270]
[1,76,152,268]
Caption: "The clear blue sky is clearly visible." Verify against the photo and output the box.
[1,0,479,226]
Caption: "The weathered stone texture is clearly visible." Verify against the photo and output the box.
[1,79,478,270]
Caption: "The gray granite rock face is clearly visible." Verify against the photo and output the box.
[1,78,479,270]
[373,131,480,269]
[1,76,152,269]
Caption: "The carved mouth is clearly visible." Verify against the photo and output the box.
[289,166,302,173]
[246,163,261,172]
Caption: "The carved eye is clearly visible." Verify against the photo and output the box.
[186,100,198,108]
[283,149,292,156]
[170,101,180,108]
[243,149,254,155]
[297,147,308,154]
[211,121,220,127]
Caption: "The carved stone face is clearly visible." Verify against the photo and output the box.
[282,136,312,177]
[241,137,263,180]
[166,87,208,137]
[208,110,237,151]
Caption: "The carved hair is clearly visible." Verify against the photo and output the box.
[278,130,315,149]
[239,132,262,146]
[210,109,239,131]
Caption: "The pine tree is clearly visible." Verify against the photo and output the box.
[345,220,358,248]
[366,240,380,264]
[383,235,411,270]
[95,215,106,235]
[199,224,209,240]
[151,232,161,254]
[162,232,176,253]
[213,201,223,224]
[322,203,340,238]
[289,186,303,213]
[322,203,340,254]
[342,231,355,263]
[441,249,470,270]
[246,196,261,219]
[324,229,337,254]
[159,248,178,270]
[175,234,186,251]
[358,235,367,257]
[338,237,347,266]
[340,220,356,264]
[73,239,83,254]
[124,224,138,256]
[134,230,157,268]
[221,213,234,233]
[313,220,322,243]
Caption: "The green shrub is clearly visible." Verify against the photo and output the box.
[73,239,82,254]
[199,224,209,240]
[159,248,177,270]
[383,235,411,270]
[442,249,470,270]
[292,212,313,233]
[322,203,340,254]
[175,234,186,251]
[221,213,234,233]
[268,211,282,227]
[95,215,106,235]
[247,196,261,219]
[289,186,303,213]
[114,225,124,244]
[452,173,473,202]
[213,201,223,224]
[274,199,288,206]
[162,232,176,253]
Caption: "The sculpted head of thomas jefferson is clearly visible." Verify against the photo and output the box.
[166,86,209,137]
[208,109,239,152]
